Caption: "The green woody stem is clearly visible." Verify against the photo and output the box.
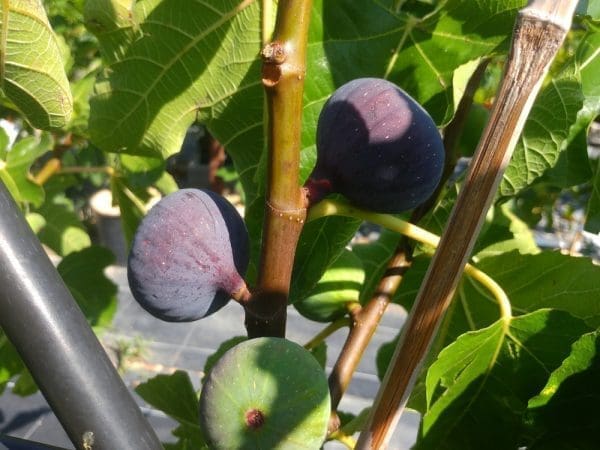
[244,0,313,338]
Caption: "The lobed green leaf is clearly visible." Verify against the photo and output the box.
[0,0,72,129]
[525,329,600,448]
[0,132,52,206]
[418,310,590,449]
[136,370,207,447]
[57,246,118,329]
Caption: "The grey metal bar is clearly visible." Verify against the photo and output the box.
[0,181,164,450]
[0,434,70,450]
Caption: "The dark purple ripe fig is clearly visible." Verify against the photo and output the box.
[305,78,444,213]
[127,189,250,322]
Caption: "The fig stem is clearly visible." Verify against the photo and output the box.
[357,2,577,448]
[57,166,115,176]
[33,157,62,185]
[327,431,356,449]
[306,199,510,317]
[245,0,313,338]
[231,284,253,305]
[464,264,512,321]
[327,246,413,417]
[303,317,351,351]
[117,181,148,216]
[261,0,275,45]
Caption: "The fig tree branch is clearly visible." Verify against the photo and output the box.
[356,2,578,448]
[326,245,413,418]
[245,0,313,338]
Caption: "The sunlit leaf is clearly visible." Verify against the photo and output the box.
[0,0,72,129]
[0,133,53,206]
[501,76,585,196]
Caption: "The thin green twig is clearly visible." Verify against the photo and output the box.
[304,317,351,350]
[307,198,511,320]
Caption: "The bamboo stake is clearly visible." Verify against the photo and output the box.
[356,1,579,448]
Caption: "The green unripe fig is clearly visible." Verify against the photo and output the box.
[84,0,137,34]
[294,249,365,322]
[199,337,330,450]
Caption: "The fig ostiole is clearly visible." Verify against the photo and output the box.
[199,337,330,449]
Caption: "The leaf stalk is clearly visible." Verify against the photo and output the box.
[307,199,509,318]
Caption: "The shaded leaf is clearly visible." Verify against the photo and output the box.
[339,407,371,437]
[376,334,398,382]
[110,175,147,246]
[465,250,600,327]
[57,246,118,329]
[68,73,97,135]
[525,330,600,449]
[417,310,590,449]
[579,31,600,233]
[0,332,24,395]
[589,160,600,233]
[353,229,402,304]
[35,196,91,256]
[11,367,37,397]
[136,370,206,446]
[294,249,364,323]
[309,341,327,371]
[289,215,361,304]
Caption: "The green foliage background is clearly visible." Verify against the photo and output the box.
[0,0,599,448]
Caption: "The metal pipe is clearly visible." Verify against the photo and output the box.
[0,181,164,450]
[0,434,70,450]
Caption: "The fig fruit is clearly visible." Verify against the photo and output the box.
[127,188,249,322]
[294,249,364,322]
[306,77,444,213]
[199,337,330,450]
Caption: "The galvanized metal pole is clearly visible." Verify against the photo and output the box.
[0,181,164,450]
[0,434,70,450]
